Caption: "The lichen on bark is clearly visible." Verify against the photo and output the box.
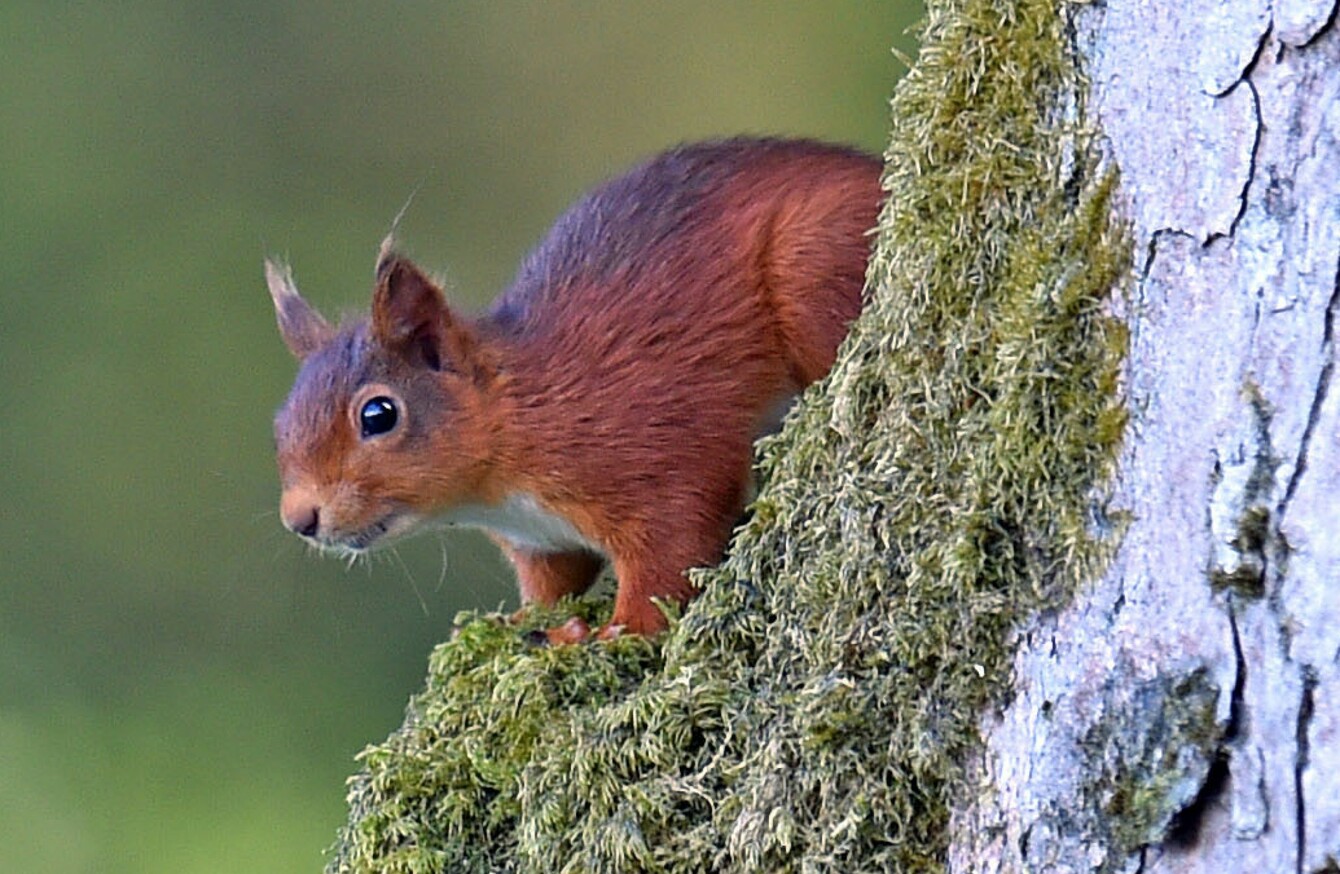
[1079,669,1222,860]
[326,1,1132,871]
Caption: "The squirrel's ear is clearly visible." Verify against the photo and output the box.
[371,249,485,377]
[266,258,333,360]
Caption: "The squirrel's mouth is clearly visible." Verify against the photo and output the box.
[312,511,423,555]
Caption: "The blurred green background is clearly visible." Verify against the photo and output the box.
[0,3,917,871]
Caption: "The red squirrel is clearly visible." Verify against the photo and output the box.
[266,137,882,642]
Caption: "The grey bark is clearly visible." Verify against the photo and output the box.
[949,2,1340,872]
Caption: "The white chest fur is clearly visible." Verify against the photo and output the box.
[443,493,600,554]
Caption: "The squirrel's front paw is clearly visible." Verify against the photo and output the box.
[529,616,591,646]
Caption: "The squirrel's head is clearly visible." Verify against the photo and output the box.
[265,241,498,554]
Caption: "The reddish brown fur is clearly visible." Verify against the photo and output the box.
[269,137,882,640]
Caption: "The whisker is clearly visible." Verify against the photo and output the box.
[436,539,449,594]
[390,547,430,618]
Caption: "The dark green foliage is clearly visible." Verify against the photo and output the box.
[328,0,1132,870]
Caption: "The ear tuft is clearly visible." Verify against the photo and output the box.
[376,233,397,278]
[265,258,333,359]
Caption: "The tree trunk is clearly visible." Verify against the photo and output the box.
[950,3,1340,872]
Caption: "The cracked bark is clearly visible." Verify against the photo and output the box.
[948,2,1340,872]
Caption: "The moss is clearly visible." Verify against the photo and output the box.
[330,599,661,873]
[1080,671,1222,863]
[327,0,1132,871]
[1208,503,1270,597]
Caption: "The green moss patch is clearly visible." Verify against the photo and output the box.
[328,0,1131,871]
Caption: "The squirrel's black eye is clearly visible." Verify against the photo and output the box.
[359,396,399,438]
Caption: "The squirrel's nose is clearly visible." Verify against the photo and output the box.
[280,492,321,539]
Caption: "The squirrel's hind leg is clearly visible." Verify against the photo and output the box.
[495,542,606,645]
